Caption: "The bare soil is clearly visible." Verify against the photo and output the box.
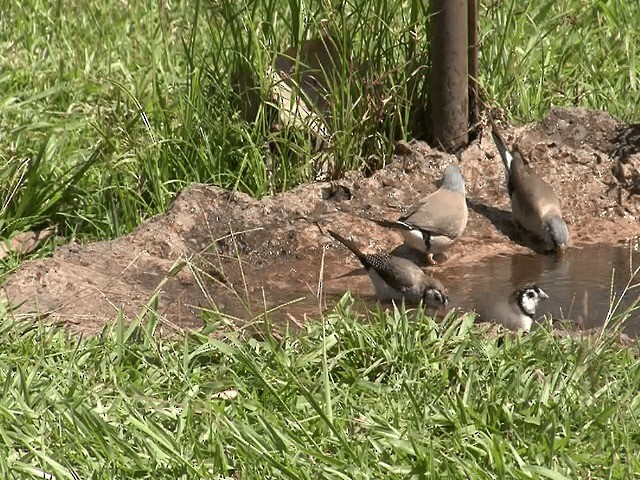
[3,108,639,335]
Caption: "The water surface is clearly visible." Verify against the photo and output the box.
[211,243,640,337]
[439,243,640,335]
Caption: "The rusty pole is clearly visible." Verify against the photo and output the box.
[468,0,479,132]
[429,0,469,152]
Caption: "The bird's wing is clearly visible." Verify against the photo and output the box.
[400,189,468,238]
[384,256,426,292]
[509,159,562,227]
[369,218,413,231]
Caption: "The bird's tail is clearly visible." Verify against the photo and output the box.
[327,229,366,262]
[368,217,411,231]
[489,118,513,179]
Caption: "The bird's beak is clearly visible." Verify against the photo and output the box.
[539,289,549,300]
[555,244,567,259]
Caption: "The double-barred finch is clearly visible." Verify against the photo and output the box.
[481,284,549,332]
[327,230,448,309]
[491,120,570,255]
[371,164,468,264]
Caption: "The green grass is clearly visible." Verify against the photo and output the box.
[0,295,638,478]
[1,2,640,477]
[1,0,640,254]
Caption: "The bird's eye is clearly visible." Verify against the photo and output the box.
[527,291,535,298]
[426,289,445,305]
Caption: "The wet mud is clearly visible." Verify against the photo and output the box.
[2,108,639,336]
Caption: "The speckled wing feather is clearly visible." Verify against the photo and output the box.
[328,229,418,296]
[359,254,423,293]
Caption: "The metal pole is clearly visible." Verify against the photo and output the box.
[429,0,469,152]
[468,0,479,132]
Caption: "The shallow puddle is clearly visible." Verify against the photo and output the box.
[208,243,640,337]
[439,243,640,336]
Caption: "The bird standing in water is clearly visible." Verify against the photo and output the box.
[491,120,570,255]
[327,229,449,309]
[479,284,549,332]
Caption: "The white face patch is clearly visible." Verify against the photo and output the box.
[423,287,448,308]
[518,287,547,316]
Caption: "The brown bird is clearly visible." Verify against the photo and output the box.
[491,120,570,255]
[327,229,448,308]
[372,164,468,264]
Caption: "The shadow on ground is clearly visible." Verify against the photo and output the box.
[2,108,639,335]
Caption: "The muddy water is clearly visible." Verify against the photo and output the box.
[439,243,640,336]
[211,243,640,336]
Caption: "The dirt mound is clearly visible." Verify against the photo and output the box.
[3,108,639,334]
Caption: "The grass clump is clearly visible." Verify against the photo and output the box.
[482,1,640,121]
[1,2,639,477]
[0,296,638,478]
[1,0,640,255]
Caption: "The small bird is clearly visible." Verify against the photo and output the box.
[327,229,448,308]
[480,284,549,332]
[372,164,468,264]
[490,120,570,255]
